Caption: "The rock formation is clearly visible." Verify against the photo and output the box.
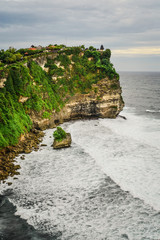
[53,133,72,149]
[30,77,124,130]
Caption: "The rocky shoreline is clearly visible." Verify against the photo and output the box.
[0,129,44,183]
[0,76,124,183]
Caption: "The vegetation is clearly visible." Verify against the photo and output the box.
[0,44,65,65]
[110,83,119,90]
[0,48,22,65]
[0,44,119,148]
[53,127,67,141]
[0,90,32,147]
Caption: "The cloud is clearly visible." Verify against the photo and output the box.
[0,0,160,70]
[0,11,37,27]
[112,47,160,56]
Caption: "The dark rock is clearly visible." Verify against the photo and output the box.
[7,182,12,186]
[20,155,25,160]
[121,233,129,239]
[119,115,127,120]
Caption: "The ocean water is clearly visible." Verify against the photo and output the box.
[1,72,160,240]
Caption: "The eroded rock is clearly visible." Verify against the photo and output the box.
[30,77,124,130]
[53,133,72,149]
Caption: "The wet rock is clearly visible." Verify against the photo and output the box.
[0,129,45,182]
[20,155,25,160]
[34,148,39,152]
[121,233,129,239]
[24,148,32,154]
[119,115,127,120]
[41,144,47,147]
[53,133,72,149]
[7,182,12,186]
[31,128,39,134]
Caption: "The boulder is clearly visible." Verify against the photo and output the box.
[53,133,72,149]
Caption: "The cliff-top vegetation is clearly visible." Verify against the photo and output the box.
[0,44,120,149]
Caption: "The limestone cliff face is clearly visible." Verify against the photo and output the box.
[30,77,124,130]
[32,53,57,72]
[0,78,7,88]
[0,51,124,134]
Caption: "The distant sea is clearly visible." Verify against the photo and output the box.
[1,72,160,240]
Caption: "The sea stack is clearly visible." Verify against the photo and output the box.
[53,133,72,149]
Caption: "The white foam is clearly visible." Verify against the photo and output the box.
[68,111,160,211]
[146,109,160,113]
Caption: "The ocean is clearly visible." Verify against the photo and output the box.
[0,72,160,240]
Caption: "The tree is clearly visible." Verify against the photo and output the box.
[81,45,85,50]
[101,49,111,59]
[15,53,23,61]
[89,46,96,51]
[9,47,16,54]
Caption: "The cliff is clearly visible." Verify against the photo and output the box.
[0,46,124,148]
[31,76,124,130]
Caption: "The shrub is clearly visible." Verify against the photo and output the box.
[101,49,111,59]
[42,111,51,119]
[53,127,67,141]
[55,54,71,68]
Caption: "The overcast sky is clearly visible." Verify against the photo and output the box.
[1,0,160,71]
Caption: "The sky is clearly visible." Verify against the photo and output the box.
[0,0,160,71]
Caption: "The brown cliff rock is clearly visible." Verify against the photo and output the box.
[30,77,124,130]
